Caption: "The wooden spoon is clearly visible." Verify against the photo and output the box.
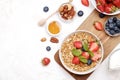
[38,0,73,26]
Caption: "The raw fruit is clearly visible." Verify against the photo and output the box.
[97,5,105,12]
[99,13,106,18]
[72,56,80,64]
[113,0,120,8]
[73,41,82,49]
[42,57,50,66]
[81,52,90,59]
[104,4,116,13]
[92,52,101,61]
[81,0,89,7]
[87,59,92,65]
[89,42,99,52]
[93,21,103,31]
[43,6,49,12]
[77,10,84,17]
[46,46,51,51]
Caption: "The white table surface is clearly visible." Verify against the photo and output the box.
[0,0,95,80]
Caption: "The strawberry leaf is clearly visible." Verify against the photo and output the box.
[79,56,88,63]
[88,50,94,57]
[72,48,82,56]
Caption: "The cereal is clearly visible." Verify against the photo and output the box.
[61,31,102,72]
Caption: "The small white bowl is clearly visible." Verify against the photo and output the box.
[46,21,62,36]
[59,30,104,75]
[90,0,120,15]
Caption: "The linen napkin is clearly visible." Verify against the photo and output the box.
[87,43,120,80]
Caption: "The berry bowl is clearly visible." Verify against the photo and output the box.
[59,30,104,75]
[90,0,120,15]
[104,16,120,36]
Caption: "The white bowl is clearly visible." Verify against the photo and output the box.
[59,30,104,75]
[46,21,62,36]
[90,0,120,15]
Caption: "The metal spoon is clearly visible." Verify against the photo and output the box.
[38,0,73,26]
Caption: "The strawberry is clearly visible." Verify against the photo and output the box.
[72,56,80,65]
[81,0,89,7]
[104,4,116,13]
[42,57,50,66]
[97,5,105,12]
[99,0,106,5]
[89,42,99,52]
[113,0,120,8]
[73,41,82,49]
[93,21,103,31]
[81,52,90,59]
[92,52,101,61]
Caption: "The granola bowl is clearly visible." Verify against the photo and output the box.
[59,30,104,75]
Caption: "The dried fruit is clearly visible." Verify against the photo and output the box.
[50,37,59,43]
[40,37,47,42]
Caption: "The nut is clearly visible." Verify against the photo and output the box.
[50,37,59,43]
[40,37,47,42]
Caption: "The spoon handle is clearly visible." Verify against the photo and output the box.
[46,10,58,20]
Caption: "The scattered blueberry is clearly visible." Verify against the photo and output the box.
[113,17,117,22]
[99,13,106,18]
[46,46,51,51]
[43,6,49,12]
[77,10,84,17]
[87,59,92,65]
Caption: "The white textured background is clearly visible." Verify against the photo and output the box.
[0,0,94,80]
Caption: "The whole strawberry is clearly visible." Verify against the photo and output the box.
[42,57,50,66]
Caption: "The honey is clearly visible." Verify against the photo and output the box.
[48,21,60,34]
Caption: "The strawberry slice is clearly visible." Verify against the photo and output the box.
[93,21,103,31]
[73,41,82,49]
[89,42,99,52]
[92,52,101,61]
[99,0,106,5]
[81,52,90,59]
[81,0,89,7]
[72,56,80,65]
[104,4,116,13]
[113,0,120,8]
[97,5,105,12]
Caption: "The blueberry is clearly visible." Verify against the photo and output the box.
[109,30,115,35]
[87,59,92,65]
[46,46,51,51]
[77,10,84,17]
[99,13,106,18]
[108,18,113,24]
[109,23,114,29]
[43,6,49,12]
[113,17,117,22]
[116,20,120,28]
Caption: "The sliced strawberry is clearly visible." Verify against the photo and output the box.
[81,52,90,59]
[92,52,101,61]
[73,41,82,49]
[72,56,80,65]
[93,21,103,31]
[89,42,99,52]
[113,0,120,8]
[99,0,106,5]
[97,5,105,12]
[81,0,89,7]
[104,4,116,13]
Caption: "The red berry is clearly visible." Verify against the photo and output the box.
[72,57,80,65]
[92,52,101,61]
[73,41,82,49]
[97,5,105,12]
[89,42,99,52]
[93,21,103,31]
[81,52,90,59]
[42,57,50,66]
[113,0,120,8]
[104,4,116,13]
[81,0,89,7]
